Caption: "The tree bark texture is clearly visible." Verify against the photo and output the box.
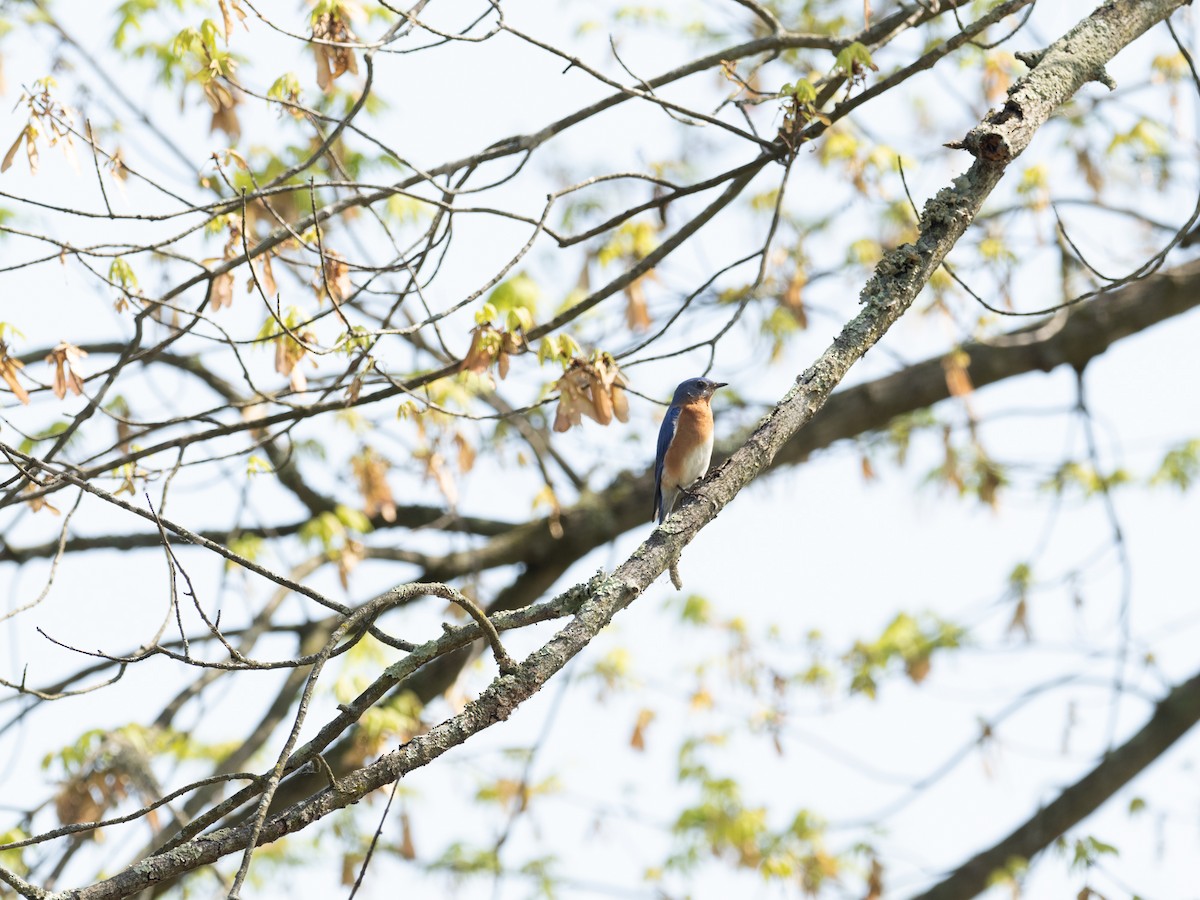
[41,1,1195,896]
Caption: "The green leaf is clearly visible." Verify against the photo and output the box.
[227,533,264,566]
[1008,562,1032,594]
[1043,461,1132,496]
[334,503,372,534]
[109,257,139,291]
[267,72,302,103]
[782,78,816,103]
[18,421,70,455]
[474,302,498,326]
[1149,439,1200,491]
[985,856,1029,888]
[0,827,29,876]
[505,306,533,332]
[834,41,876,76]
[487,272,540,317]
[537,334,580,367]
[597,220,660,266]
[1070,835,1119,870]
[245,455,271,475]
[430,843,502,877]
[846,612,966,696]
[678,593,711,625]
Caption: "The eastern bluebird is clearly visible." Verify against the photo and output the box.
[653,377,727,524]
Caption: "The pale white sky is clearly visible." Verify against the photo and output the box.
[1,2,1199,898]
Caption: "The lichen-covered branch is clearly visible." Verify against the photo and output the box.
[38,1,1190,896]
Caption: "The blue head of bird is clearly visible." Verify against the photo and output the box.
[671,377,727,405]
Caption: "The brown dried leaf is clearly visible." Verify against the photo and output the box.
[205,81,241,139]
[983,55,1013,104]
[501,331,524,355]
[860,454,875,482]
[866,858,884,900]
[978,457,1002,510]
[23,484,59,515]
[340,854,360,886]
[319,250,351,305]
[24,125,38,175]
[782,268,808,328]
[463,325,498,375]
[275,340,297,376]
[351,448,396,523]
[211,271,235,311]
[1076,147,1103,195]
[942,348,973,398]
[629,708,655,752]
[312,12,359,92]
[589,372,613,425]
[551,363,598,432]
[241,402,267,439]
[337,539,364,590]
[1,125,25,173]
[399,809,417,860]
[453,432,476,474]
[905,655,931,684]
[259,253,277,297]
[274,330,313,392]
[217,0,235,43]
[418,450,458,508]
[55,780,103,828]
[552,403,572,433]
[109,147,128,183]
[314,46,333,92]
[611,383,629,423]
[224,148,249,171]
[0,342,29,404]
[551,357,630,433]
[624,276,651,331]
[1008,597,1031,640]
[940,425,964,492]
[44,341,88,400]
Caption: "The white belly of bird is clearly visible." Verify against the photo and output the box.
[672,432,714,489]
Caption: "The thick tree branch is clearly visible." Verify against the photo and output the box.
[912,667,1200,900]
[0,0,1010,514]
[426,255,1200,583]
[115,256,1200,824]
[7,256,1197,569]
[42,2,1187,896]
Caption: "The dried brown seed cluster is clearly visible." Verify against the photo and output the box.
[553,355,629,433]
[312,11,359,92]
[463,326,524,381]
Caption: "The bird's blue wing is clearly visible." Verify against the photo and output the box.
[653,405,681,523]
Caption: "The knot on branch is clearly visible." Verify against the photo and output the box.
[945,127,1013,163]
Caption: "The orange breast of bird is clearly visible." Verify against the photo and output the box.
[662,399,715,491]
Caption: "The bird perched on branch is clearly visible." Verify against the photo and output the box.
[653,377,727,524]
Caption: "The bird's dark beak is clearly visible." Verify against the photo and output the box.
[713,382,728,389]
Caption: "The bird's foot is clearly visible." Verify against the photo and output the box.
[680,483,718,517]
